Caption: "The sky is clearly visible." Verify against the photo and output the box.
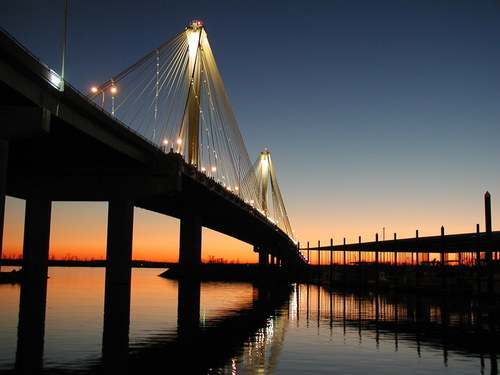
[1,0,499,263]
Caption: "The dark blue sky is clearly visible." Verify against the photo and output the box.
[2,0,500,247]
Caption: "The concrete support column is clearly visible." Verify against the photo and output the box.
[103,199,134,370]
[105,199,134,285]
[258,250,268,267]
[22,196,52,282]
[179,215,202,266]
[0,139,7,269]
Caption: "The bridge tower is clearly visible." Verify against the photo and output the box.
[258,149,270,215]
[180,20,204,167]
[253,148,293,239]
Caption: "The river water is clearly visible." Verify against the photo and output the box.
[0,266,498,374]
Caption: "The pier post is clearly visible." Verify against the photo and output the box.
[440,226,447,291]
[416,230,420,289]
[485,192,494,301]
[476,224,481,293]
[375,233,379,288]
[393,233,398,289]
[358,236,362,285]
[0,139,7,271]
[343,238,347,285]
[307,241,310,264]
[317,240,321,283]
[179,215,202,267]
[22,195,52,282]
[330,238,333,285]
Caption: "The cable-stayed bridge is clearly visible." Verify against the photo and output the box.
[0,21,308,284]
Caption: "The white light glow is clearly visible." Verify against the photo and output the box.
[187,28,201,61]
[49,70,62,90]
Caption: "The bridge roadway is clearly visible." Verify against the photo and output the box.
[0,27,305,284]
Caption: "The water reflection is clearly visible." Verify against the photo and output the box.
[5,269,500,374]
[213,286,500,375]
[102,282,131,373]
[6,270,291,374]
[15,279,47,374]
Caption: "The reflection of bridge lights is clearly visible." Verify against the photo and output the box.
[231,357,237,375]
[289,284,299,321]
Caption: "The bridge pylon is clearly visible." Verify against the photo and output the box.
[252,149,294,240]
[181,20,204,167]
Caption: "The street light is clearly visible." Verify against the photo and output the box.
[110,85,117,116]
[161,139,169,152]
[90,86,105,108]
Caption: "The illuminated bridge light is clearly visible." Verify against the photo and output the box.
[49,69,63,90]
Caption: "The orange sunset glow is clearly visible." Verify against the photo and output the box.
[3,198,256,263]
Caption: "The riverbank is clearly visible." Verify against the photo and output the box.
[1,259,174,268]
[159,263,279,282]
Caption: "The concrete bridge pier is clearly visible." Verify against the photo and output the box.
[179,215,202,267]
[256,246,269,267]
[103,199,134,370]
[0,139,7,268]
[22,195,52,282]
[104,199,135,285]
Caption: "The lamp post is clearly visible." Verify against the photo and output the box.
[110,85,117,116]
[90,87,105,108]
[61,0,68,91]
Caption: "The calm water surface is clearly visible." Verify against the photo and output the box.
[0,266,498,374]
